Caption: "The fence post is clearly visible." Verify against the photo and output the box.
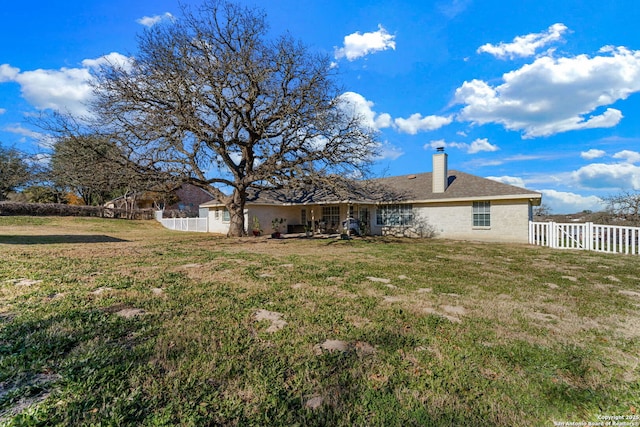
[549,221,556,248]
[586,222,593,251]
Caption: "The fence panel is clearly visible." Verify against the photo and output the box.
[556,223,587,250]
[529,221,550,247]
[155,211,208,233]
[529,221,640,255]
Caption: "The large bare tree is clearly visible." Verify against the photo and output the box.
[89,0,378,236]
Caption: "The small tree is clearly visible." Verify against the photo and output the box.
[88,0,378,236]
[50,134,128,205]
[22,185,64,204]
[533,203,551,218]
[603,191,640,226]
[48,130,177,210]
[0,146,33,201]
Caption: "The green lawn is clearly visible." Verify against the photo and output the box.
[0,216,638,426]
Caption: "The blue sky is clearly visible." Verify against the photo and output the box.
[1,0,639,213]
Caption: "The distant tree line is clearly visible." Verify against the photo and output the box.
[0,134,175,210]
[0,201,155,219]
[534,196,640,227]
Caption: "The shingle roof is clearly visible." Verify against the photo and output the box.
[371,170,541,202]
[201,170,541,207]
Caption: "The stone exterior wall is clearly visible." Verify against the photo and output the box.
[367,199,532,243]
[418,200,530,243]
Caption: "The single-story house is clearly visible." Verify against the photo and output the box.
[200,150,542,243]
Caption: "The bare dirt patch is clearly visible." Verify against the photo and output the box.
[180,263,201,269]
[254,309,287,333]
[5,278,42,286]
[313,339,377,355]
[367,276,391,284]
[115,308,146,318]
[528,312,559,322]
[0,373,60,423]
[442,305,466,316]
[91,287,113,295]
[619,290,640,298]
[305,395,324,410]
[423,307,462,323]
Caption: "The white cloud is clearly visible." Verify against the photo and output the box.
[454,46,640,138]
[375,141,404,161]
[539,189,605,214]
[486,175,526,188]
[424,137,498,154]
[3,124,53,147]
[4,124,42,139]
[334,25,396,61]
[426,139,465,151]
[0,64,20,82]
[0,53,131,117]
[338,91,392,131]
[468,138,499,154]
[572,162,640,190]
[580,149,606,160]
[395,113,452,135]
[612,150,640,164]
[136,12,174,27]
[13,67,93,116]
[437,0,472,18]
[82,52,133,72]
[478,23,568,59]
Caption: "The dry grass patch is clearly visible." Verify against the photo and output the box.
[1,217,639,425]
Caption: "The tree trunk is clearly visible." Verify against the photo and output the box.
[226,189,246,237]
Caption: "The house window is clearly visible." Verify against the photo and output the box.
[301,208,307,226]
[214,210,220,220]
[473,201,490,227]
[222,209,230,222]
[322,206,340,228]
[376,204,413,226]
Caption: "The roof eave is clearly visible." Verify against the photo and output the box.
[411,193,543,204]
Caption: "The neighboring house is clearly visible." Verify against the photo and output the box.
[164,184,215,215]
[200,150,542,243]
[105,183,214,216]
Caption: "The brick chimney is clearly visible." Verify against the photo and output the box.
[432,147,448,193]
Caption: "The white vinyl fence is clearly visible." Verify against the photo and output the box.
[155,210,208,233]
[529,221,640,255]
